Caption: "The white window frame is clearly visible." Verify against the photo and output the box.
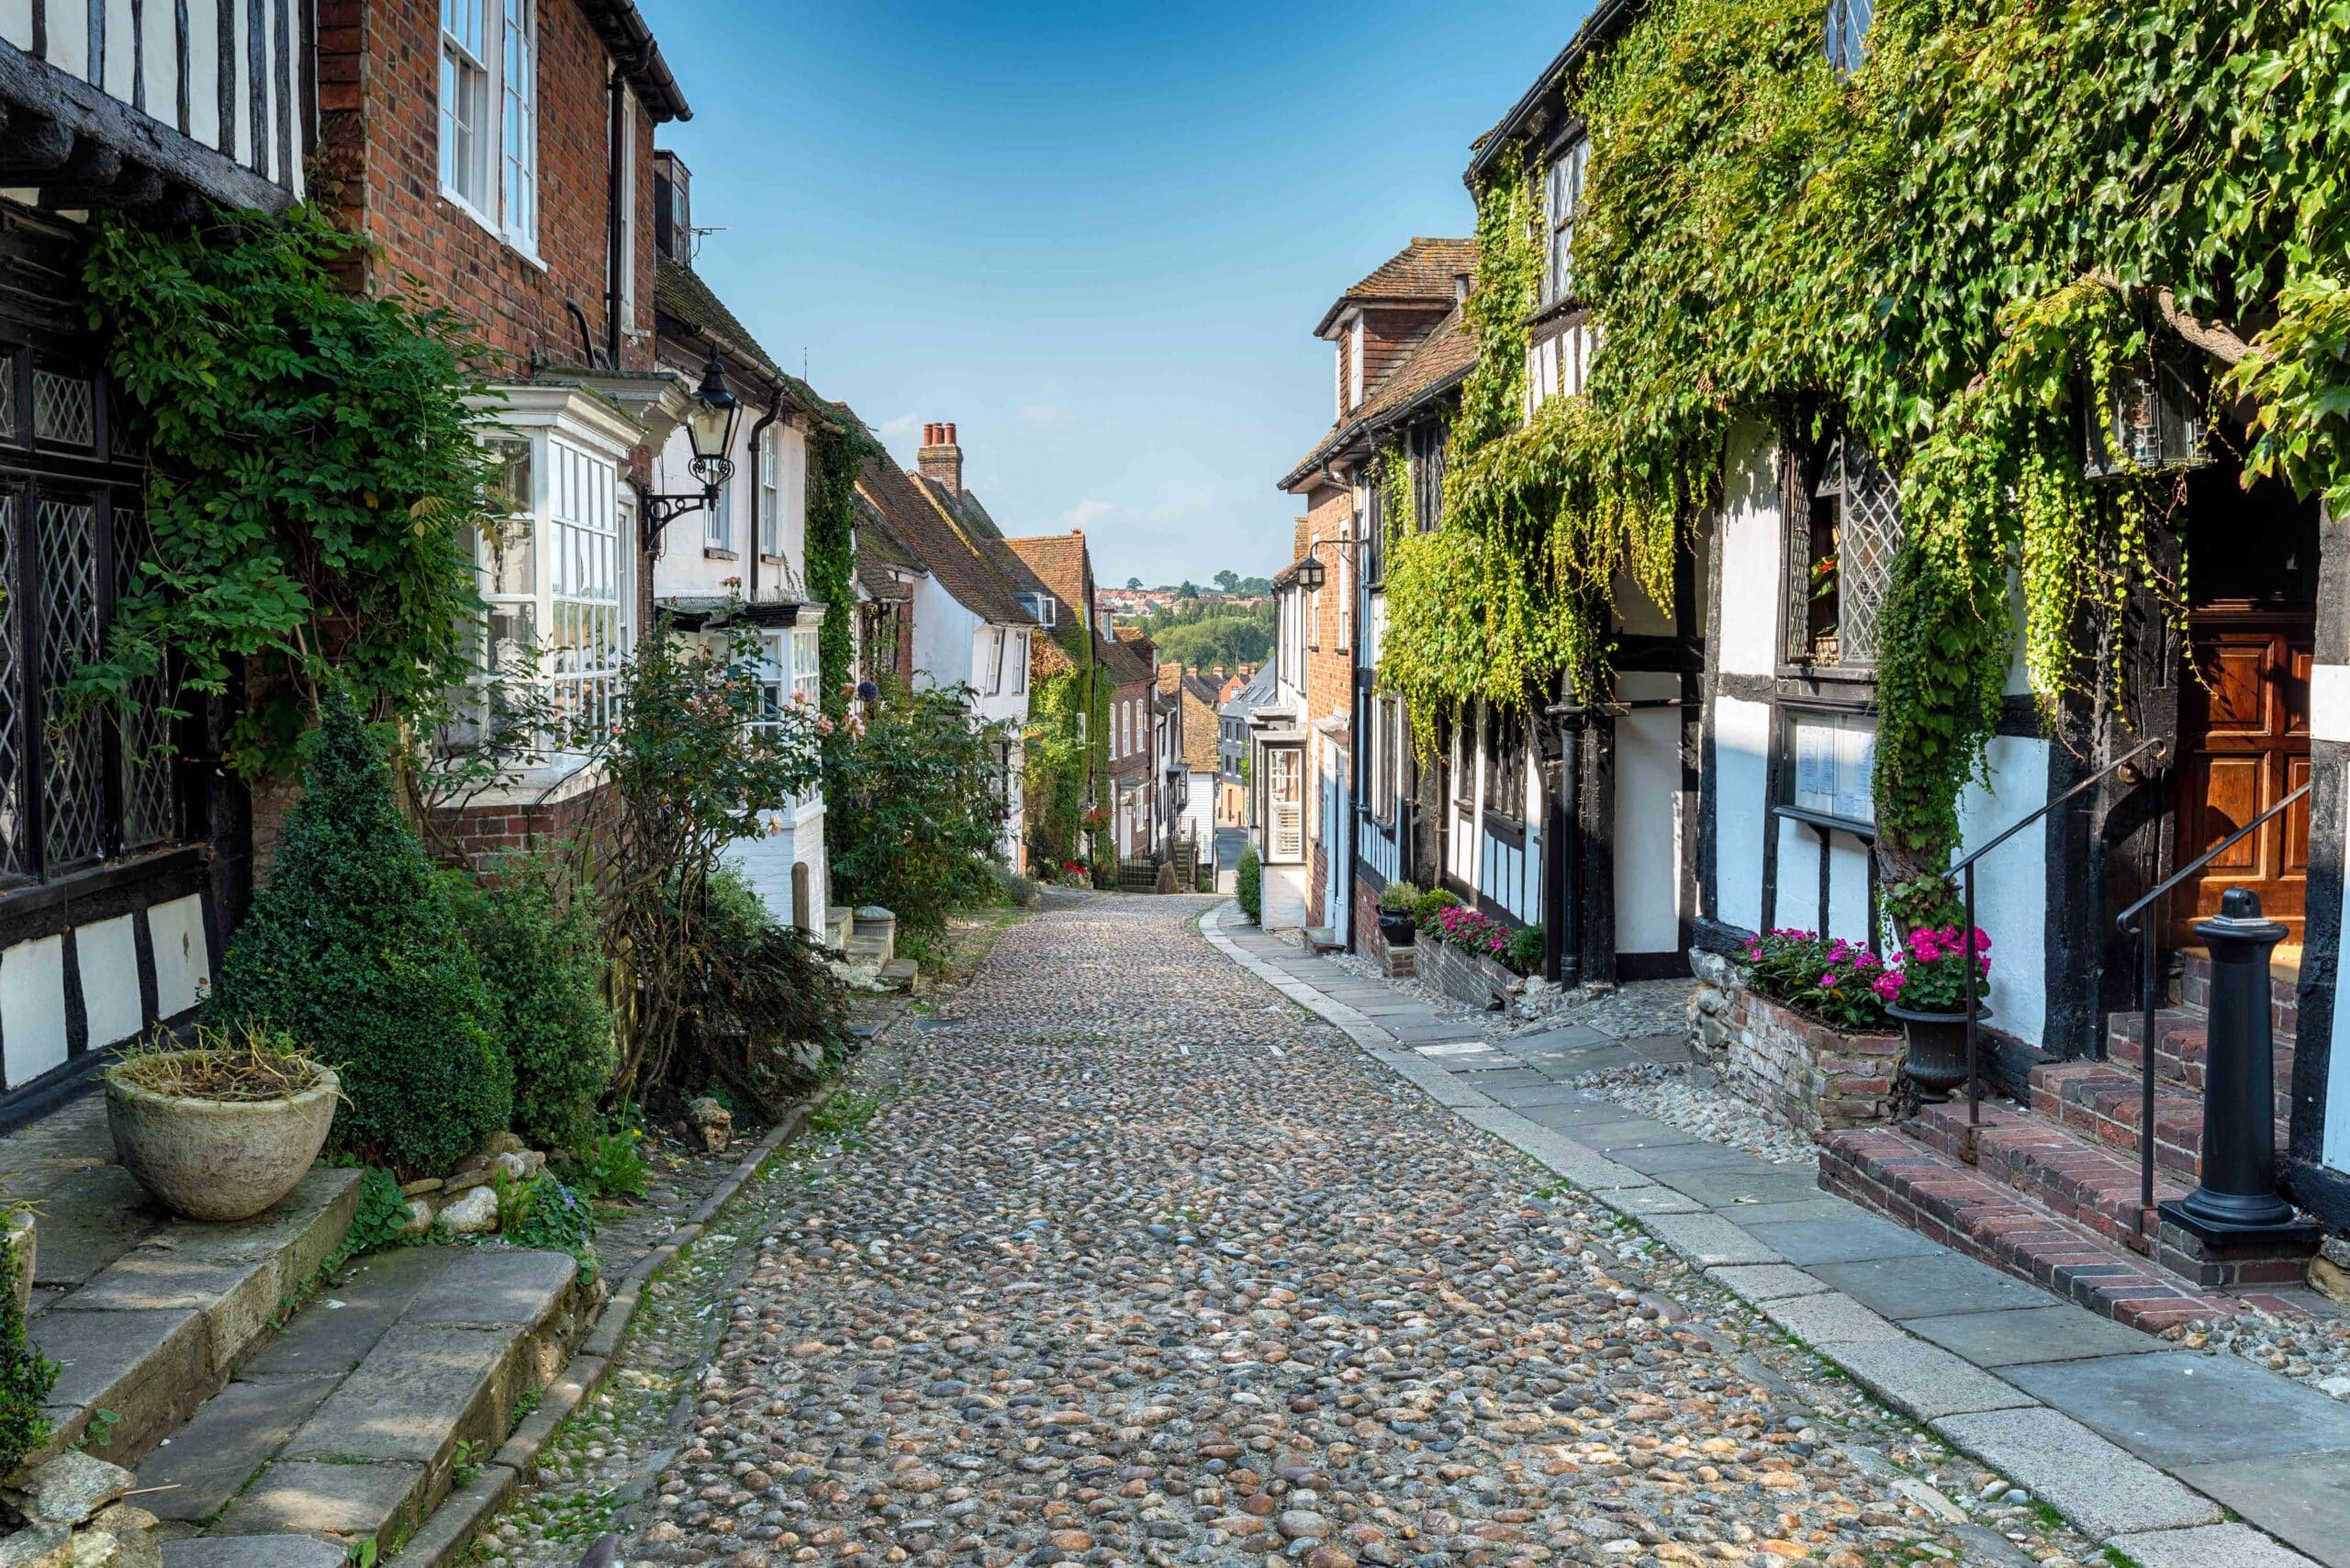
[1785,708,1877,827]
[441,0,539,254]
[1348,316,1367,409]
[1011,632,1028,695]
[758,428,781,558]
[707,465,734,554]
[1544,136,1588,308]
[612,79,636,330]
[790,626,822,710]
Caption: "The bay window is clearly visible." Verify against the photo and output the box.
[441,0,538,252]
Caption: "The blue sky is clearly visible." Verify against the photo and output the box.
[654,2,1589,588]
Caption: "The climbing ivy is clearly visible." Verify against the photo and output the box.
[1381,0,2350,868]
[78,206,494,778]
[807,422,870,720]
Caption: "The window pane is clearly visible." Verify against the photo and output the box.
[115,507,176,851]
[0,493,24,877]
[38,497,103,868]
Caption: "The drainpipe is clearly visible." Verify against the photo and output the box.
[744,388,783,607]
[606,57,641,368]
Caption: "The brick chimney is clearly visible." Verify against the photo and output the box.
[918,420,963,495]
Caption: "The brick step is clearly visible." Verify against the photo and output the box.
[1908,1099,2188,1257]
[2105,1007,2296,1098]
[2178,949,2300,1033]
[1818,1127,2251,1332]
[2029,1061,2210,1180]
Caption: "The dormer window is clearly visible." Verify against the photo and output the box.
[1348,317,1367,409]
[1825,0,1874,75]
[1017,591,1058,628]
[1542,137,1588,308]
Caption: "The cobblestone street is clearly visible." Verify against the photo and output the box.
[482,896,2109,1568]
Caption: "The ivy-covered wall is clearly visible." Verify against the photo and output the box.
[1382,0,2350,884]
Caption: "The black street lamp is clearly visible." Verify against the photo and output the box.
[639,347,745,544]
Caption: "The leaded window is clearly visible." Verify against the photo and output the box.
[1543,136,1589,308]
[0,342,184,886]
[1787,428,1902,668]
[1409,420,1449,532]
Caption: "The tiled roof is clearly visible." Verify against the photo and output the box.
[1315,238,1477,335]
[1098,633,1154,688]
[854,450,1035,627]
[854,502,923,599]
[1180,685,1220,773]
[1006,534,1091,624]
[1281,301,1475,491]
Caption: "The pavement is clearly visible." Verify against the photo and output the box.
[1201,904,2348,1568]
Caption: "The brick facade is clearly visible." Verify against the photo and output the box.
[315,0,662,377]
[1300,483,1352,926]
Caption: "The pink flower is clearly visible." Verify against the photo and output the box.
[1873,971,1905,1002]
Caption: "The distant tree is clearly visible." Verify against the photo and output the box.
[1214,569,1240,593]
[1125,577,1143,591]
[1178,580,1201,599]
[1237,575,1273,595]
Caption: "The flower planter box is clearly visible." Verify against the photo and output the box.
[1690,951,1900,1136]
[1417,935,1524,1013]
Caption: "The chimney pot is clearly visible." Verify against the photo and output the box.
[945,422,957,444]
[917,420,964,495]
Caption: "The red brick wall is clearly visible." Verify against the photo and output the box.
[432,779,623,867]
[316,0,659,375]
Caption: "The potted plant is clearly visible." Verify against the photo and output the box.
[1873,924,1994,1102]
[105,1023,340,1223]
[1377,880,1423,946]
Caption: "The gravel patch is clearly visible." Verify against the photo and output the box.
[478,895,2109,1568]
[1566,1061,1823,1168]
[2178,1303,2350,1405]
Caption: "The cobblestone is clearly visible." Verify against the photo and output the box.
[476,896,2106,1567]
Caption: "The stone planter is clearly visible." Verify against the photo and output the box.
[1376,909,1417,947]
[105,1055,339,1223]
[1418,936,1525,1012]
[1886,1002,1992,1104]
[1689,951,1901,1136]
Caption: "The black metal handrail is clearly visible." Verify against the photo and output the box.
[1939,737,2167,1129]
[2115,777,2312,1211]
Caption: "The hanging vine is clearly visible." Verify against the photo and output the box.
[1379,0,2350,870]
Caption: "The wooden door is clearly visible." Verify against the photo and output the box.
[2169,617,2312,950]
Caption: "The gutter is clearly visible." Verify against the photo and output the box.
[1462,0,1639,185]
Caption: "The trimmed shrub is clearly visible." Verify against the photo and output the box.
[448,855,615,1151]
[1411,886,1461,930]
[212,689,509,1177]
[1504,924,1546,978]
[1236,847,1262,924]
[0,1230,56,1476]
[1379,879,1425,913]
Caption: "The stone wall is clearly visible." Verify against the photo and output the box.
[1419,935,1521,1013]
[1689,949,1900,1136]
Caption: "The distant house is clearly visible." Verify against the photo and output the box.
[852,424,1041,870]
[1171,668,1223,867]
[1223,663,1273,833]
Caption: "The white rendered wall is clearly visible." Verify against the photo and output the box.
[1952,735,2052,1047]
[1712,696,1773,935]
[1616,671,1684,954]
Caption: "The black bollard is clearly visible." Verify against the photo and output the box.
[2165,887,2295,1234]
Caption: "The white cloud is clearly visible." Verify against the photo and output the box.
[1060,498,1116,528]
[878,413,924,442]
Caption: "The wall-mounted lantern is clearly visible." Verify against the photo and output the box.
[2086,353,2210,478]
[638,347,745,545]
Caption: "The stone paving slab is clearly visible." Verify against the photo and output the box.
[238,1247,453,1382]
[1507,1023,1612,1051]
[1516,1096,1639,1130]
[34,1305,208,1459]
[1708,1263,1834,1301]
[1639,1211,1787,1267]
[2168,1450,2350,1567]
[1610,1185,1710,1215]
[2107,1524,2326,1568]
[162,1537,349,1568]
[1611,1138,1781,1176]
[1905,1304,2171,1367]
[1758,1291,1908,1346]
[282,1324,519,1467]
[212,1458,426,1544]
[137,1375,341,1523]
[1483,1081,1610,1108]
[2001,1350,2350,1468]
[403,1247,576,1329]
[1736,1212,1946,1265]
[1931,1408,2222,1538]
[1648,1165,1818,1207]
[1809,1252,2053,1322]
[1575,1117,1701,1151]
[1827,1339,2040,1419]
[29,1165,163,1287]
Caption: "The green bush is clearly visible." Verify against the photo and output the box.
[1504,924,1546,977]
[0,1229,56,1475]
[1411,886,1461,930]
[687,867,853,1114]
[447,856,614,1150]
[506,1175,599,1283]
[1236,847,1262,924]
[992,864,1041,908]
[823,681,1010,938]
[212,689,509,1178]
[1379,879,1424,913]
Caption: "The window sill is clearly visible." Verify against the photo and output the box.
[704,546,740,562]
[1773,801,1876,842]
[1776,661,1880,688]
[1482,810,1528,849]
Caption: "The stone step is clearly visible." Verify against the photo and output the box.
[158,1242,583,1561]
[27,1165,363,1467]
[1817,1127,2267,1332]
[876,958,923,994]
